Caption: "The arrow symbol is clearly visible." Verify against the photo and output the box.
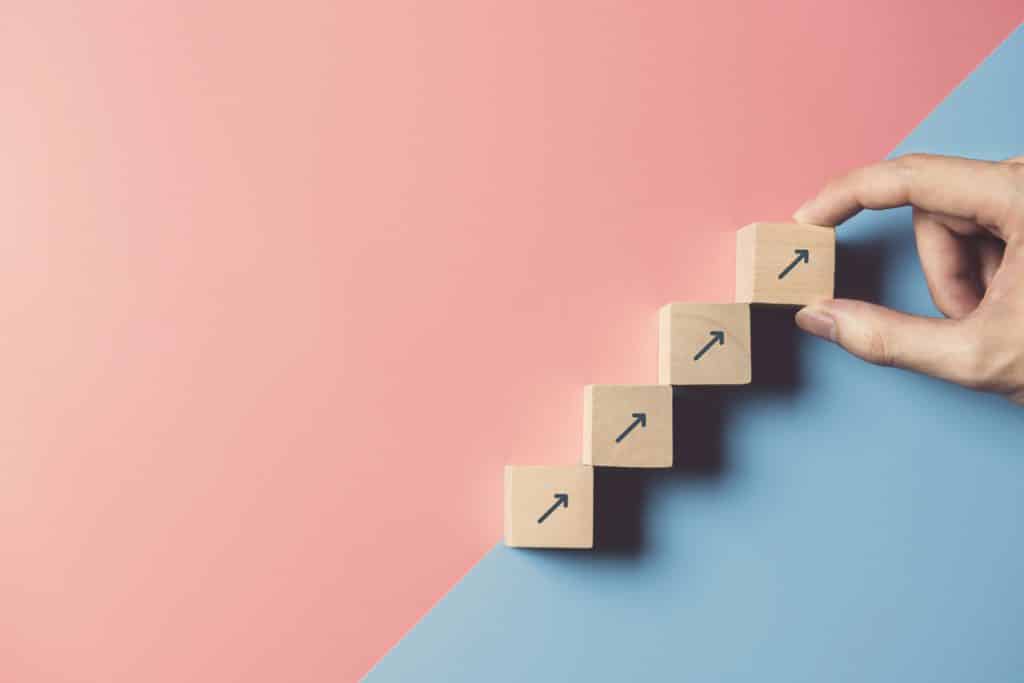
[778,249,809,279]
[615,413,647,443]
[693,330,725,361]
[537,493,569,524]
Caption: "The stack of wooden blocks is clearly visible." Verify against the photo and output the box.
[504,222,836,549]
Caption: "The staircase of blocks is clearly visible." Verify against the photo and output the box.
[504,221,836,549]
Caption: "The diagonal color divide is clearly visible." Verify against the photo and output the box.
[365,26,1024,683]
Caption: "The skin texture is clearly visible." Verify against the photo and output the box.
[793,154,1024,405]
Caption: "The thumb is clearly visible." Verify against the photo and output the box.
[795,299,976,386]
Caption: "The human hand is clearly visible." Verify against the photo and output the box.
[792,153,1024,405]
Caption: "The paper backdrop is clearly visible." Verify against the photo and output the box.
[2,4,1021,681]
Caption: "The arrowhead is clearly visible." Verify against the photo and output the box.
[554,493,569,508]
[795,249,809,263]
[632,412,647,427]
[710,330,725,345]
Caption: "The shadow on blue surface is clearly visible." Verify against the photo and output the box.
[594,306,809,556]
[367,25,1024,683]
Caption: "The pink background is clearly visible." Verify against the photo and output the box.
[2,3,1020,681]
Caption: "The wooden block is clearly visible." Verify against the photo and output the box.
[504,465,593,549]
[658,303,751,385]
[583,385,672,468]
[735,222,835,305]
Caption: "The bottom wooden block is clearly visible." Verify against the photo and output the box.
[504,465,594,549]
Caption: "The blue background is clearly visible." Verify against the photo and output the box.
[367,27,1024,682]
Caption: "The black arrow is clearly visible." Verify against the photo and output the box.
[615,413,647,443]
[693,330,725,361]
[537,493,569,524]
[778,249,809,279]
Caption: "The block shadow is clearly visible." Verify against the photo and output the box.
[592,308,803,555]
[591,234,889,557]
[835,236,889,304]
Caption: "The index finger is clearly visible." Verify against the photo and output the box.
[793,154,1023,238]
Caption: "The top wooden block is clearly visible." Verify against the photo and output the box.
[735,222,835,306]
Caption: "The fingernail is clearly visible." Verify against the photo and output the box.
[793,199,814,223]
[795,306,837,342]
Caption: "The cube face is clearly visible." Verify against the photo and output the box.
[583,385,672,468]
[504,465,593,549]
[658,303,751,385]
[735,222,835,305]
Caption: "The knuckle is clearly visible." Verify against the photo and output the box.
[887,155,926,196]
[957,328,1022,393]
[1003,161,1024,199]
[1003,159,1024,181]
[896,152,926,165]
[893,153,931,172]
[988,349,1024,395]
[863,327,895,368]
[958,343,994,390]
[1000,162,1024,232]
[824,170,854,194]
